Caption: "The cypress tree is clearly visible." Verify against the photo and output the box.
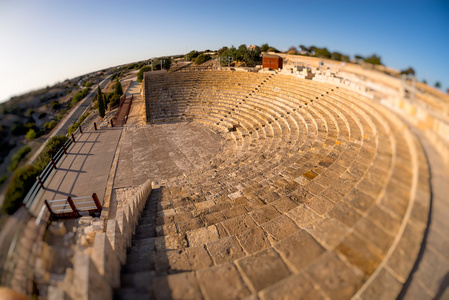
[114,79,123,96]
[97,86,105,118]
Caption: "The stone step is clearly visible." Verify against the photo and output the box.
[114,287,153,300]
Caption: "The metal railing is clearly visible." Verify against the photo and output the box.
[22,126,83,214]
[44,193,102,220]
[111,94,133,126]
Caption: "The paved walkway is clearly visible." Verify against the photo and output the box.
[32,127,122,214]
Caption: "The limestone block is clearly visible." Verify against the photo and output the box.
[117,209,132,248]
[92,233,121,288]
[48,285,69,300]
[186,225,219,247]
[106,219,126,265]
[128,198,139,232]
[69,253,113,300]
[48,222,66,236]
[92,220,104,232]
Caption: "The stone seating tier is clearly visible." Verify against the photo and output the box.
[116,70,431,300]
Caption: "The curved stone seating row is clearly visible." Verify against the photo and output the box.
[117,70,431,299]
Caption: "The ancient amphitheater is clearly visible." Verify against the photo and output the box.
[2,61,448,300]
[111,68,446,299]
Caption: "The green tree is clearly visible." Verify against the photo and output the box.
[217,46,228,55]
[315,48,331,59]
[243,47,262,66]
[97,86,105,118]
[25,129,36,140]
[435,81,441,88]
[331,52,342,61]
[114,79,123,96]
[44,120,56,130]
[400,67,415,76]
[340,55,350,62]
[288,46,298,54]
[363,54,382,65]
[186,50,200,61]
[109,94,120,108]
[157,57,172,70]
[219,46,237,66]
[50,100,61,110]
[195,54,211,65]
[236,44,248,61]
[299,45,310,53]
[260,43,269,52]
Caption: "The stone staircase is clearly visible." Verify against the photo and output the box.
[115,188,160,299]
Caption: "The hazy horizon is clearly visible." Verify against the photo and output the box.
[1,0,448,103]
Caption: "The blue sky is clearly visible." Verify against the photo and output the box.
[0,0,448,102]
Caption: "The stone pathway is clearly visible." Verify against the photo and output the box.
[32,127,122,214]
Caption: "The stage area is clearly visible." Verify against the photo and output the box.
[113,122,226,188]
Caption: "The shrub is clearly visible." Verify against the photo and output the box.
[70,88,90,108]
[363,54,382,65]
[97,87,105,118]
[50,100,60,110]
[154,57,172,70]
[2,165,41,214]
[0,174,7,186]
[186,50,200,61]
[109,94,120,108]
[25,108,34,117]
[111,71,121,81]
[3,134,70,214]
[137,66,152,83]
[195,54,211,65]
[38,112,47,119]
[35,135,69,169]
[7,146,31,172]
[44,120,56,130]
[103,92,113,108]
[57,109,68,120]
[25,129,36,140]
[114,79,123,96]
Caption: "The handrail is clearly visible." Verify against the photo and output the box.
[22,123,83,214]
[44,193,102,220]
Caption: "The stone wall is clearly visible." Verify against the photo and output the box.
[48,180,153,300]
